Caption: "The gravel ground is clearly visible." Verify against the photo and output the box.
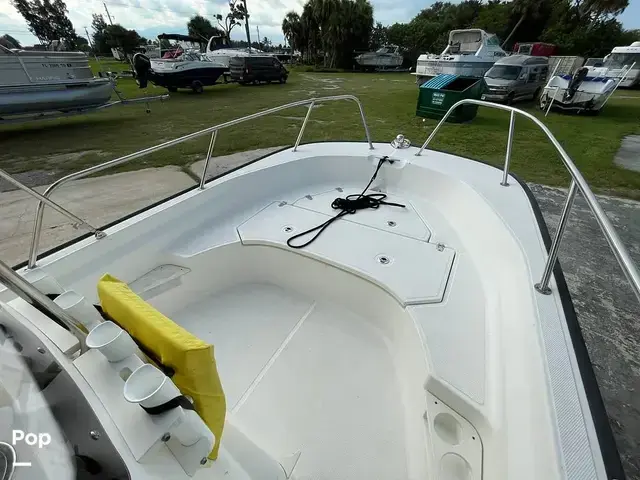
[530,184,640,479]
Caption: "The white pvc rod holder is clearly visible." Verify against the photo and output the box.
[86,321,137,362]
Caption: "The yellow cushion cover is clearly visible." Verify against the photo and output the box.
[97,274,226,459]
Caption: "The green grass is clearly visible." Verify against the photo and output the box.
[1,61,640,198]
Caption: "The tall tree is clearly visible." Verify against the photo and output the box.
[501,0,541,48]
[104,24,143,55]
[187,15,223,42]
[369,22,388,49]
[11,0,77,48]
[282,11,301,58]
[91,13,110,54]
[216,0,246,41]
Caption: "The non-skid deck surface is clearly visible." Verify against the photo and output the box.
[172,283,409,480]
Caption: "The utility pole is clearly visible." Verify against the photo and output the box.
[243,0,251,53]
[103,2,114,25]
[84,27,93,48]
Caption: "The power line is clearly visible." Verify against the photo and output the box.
[101,0,219,17]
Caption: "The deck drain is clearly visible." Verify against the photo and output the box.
[376,255,392,265]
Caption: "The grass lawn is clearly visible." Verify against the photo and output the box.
[1,60,640,198]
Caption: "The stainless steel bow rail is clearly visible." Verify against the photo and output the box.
[416,98,640,302]
[0,95,372,270]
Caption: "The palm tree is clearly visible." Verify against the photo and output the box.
[282,11,300,58]
[501,0,541,48]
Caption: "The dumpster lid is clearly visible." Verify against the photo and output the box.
[420,74,459,89]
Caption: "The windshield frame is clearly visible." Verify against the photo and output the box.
[485,64,522,80]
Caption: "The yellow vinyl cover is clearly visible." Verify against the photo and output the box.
[97,274,226,460]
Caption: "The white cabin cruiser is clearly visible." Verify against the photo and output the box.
[205,36,269,70]
[586,41,640,88]
[0,96,636,480]
[355,45,404,71]
[413,29,507,85]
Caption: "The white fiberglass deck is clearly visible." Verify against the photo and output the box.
[175,284,408,479]
[6,142,610,480]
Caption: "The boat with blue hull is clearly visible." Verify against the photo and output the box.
[133,34,228,94]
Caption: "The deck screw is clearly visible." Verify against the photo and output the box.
[387,221,396,227]
[161,433,171,442]
[200,457,208,465]
[436,243,445,252]
[283,226,294,233]
[37,346,46,354]
[90,430,100,440]
[378,255,390,265]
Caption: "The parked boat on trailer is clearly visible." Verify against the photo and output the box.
[413,29,507,86]
[133,34,228,94]
[354,45,405,72]
[540,66,626,114]
[0,43,166,123]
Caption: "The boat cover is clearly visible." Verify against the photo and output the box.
[97,274,226,459]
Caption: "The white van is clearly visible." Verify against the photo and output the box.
[482,55,549,104]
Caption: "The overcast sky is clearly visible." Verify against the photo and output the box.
[0,0,638,47]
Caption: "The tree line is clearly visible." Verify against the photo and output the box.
[283,0,638,68]
[6,0,251,56]
[282,0,373,68]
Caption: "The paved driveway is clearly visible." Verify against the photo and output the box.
[531,184,640,479]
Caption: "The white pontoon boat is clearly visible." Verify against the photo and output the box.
[0,96,636,480]
[413,29,507,85]
[0,44,168,124]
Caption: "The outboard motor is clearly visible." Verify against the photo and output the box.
[132,53,151,88]
[564,67,588,102]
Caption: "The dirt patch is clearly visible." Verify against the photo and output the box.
[275,115,332,124]
[0,150,111,192]
[614,135,640,172]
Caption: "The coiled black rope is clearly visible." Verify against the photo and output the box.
[287,156,406,249]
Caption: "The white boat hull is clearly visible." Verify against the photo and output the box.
[355,53,403,69]
[414,57,497,81]
[541,74,617,113]
[1,140,619,480]
[0,77,114,116]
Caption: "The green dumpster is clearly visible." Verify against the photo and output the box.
[416,74,486,123]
